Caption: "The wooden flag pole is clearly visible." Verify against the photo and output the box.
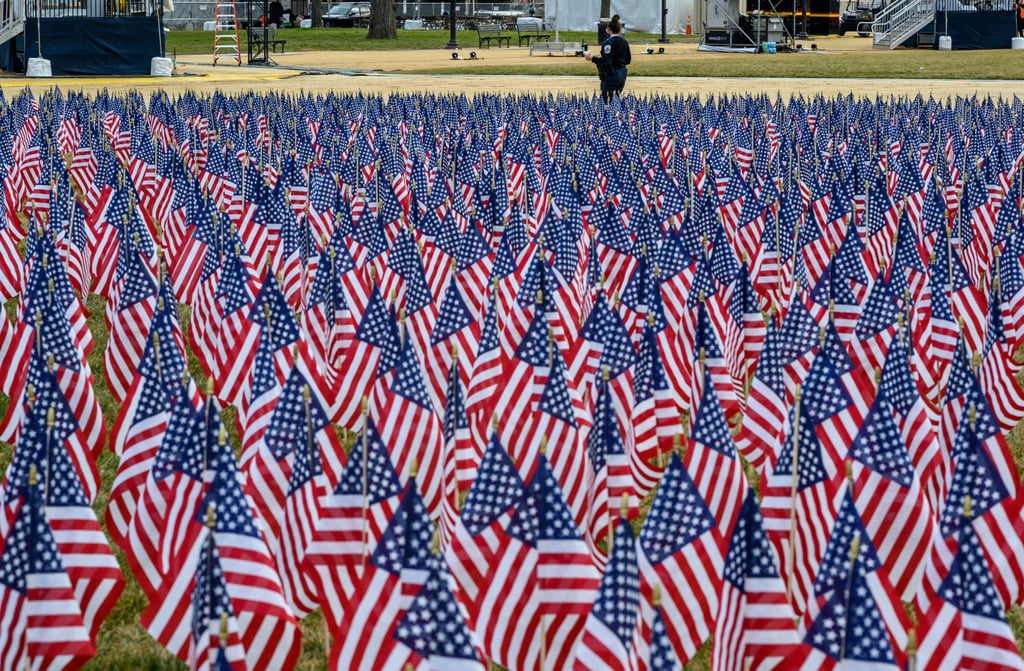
[303,384,315,468]
[44,407,54,506]
[152,325,164,391]
[838,533,861,665]
[451,344,460,511]
[361,396,370,569]
[204,377,214,470]
[906,627,917,671]
[206,502,216,648]
[25,464,37,671]
[539,437,547,671]
[786,384,803,609]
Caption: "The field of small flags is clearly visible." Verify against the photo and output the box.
[3,83,1024,671]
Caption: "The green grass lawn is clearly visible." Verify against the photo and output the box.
[17,26,1024,669]
[165,27,1024,80]
[36,290,1021,670]
[166,26,646,54]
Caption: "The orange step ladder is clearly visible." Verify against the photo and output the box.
[213,1,241,65]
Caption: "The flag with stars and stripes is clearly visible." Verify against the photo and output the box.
[107,282,192,551]
[573,514,640,671]
[142,424,300,671]
[712,489,800,671]
[529,451,601,670]
[847,389,938,602]
[125,391,208,600]
[787,488,910,671]
[445,432,537,671]
[636,452,725,667]
[244,360,342,618]
[302,416,404,636]
[914,512,1024,671]
[332,478,436,670]
[0,473,95,671]
[2,394,125,642]
[391,552,488,671]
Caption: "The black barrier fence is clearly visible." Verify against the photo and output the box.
[22,15,164,72]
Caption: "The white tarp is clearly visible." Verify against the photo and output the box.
[546,0,695,34]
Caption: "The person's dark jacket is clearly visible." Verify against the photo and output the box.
[268,0,284,26]
[591,33,631,83]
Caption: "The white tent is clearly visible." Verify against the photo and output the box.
[548,0,695,35]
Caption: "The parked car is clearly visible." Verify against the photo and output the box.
[323,1,371,27]
[838,0,883,35]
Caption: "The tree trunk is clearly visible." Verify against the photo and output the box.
[368,0,396,38]
[600,0,611,18]
[311,0,322,27]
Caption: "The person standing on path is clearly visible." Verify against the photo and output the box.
[585,14,631,103]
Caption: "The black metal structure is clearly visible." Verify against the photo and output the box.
[445,0,458,48]
[247,0,271,63]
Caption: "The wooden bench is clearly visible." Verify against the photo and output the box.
[476,23,511,47]
[517,23,551,46]
[249,25,287,54]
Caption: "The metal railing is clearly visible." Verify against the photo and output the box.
[0,0,22,46]
[26,0,150,18]
[871,0,934,47]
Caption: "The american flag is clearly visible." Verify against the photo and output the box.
[789,488,910,671]
[529,451,601,670]
[636,452,725,666]
[630,316,676,500]
[489,295,589,528]
[735,311,785,470]
[303,415,403,635]
[392,552,488,670]
[586,367,637,567]
[373,328,445,518]
[712,489,800,671]
[686,364,747,538]
[878,333,942,511]
[188,532,248,671]
[332,479,435,670]
[107,286,186,550]
[210,247,260,407]
[439,345,468,548]
[978,276,1024,434]
[574,514,640,671]
[848,389,938,601]
[301,243,358,384]
[760,392,844,619]
[849,271,900,375]
[0,395,126,642]
[1,347,101,507]
[0,471,95,671]
[332,284,402,430]
[647,591,683,671]
[445,432,537,671]
[923,394,1024,610]
[914,510,1024,671]
[143,424,300,671]
[125,392,206,600]
[245,364,340,618]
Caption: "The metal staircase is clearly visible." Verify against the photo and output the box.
[0,0,25,52]
[213,0,240,65]
[871,0,935,48]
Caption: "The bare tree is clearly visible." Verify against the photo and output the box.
[311,0,323,27]
[600,0,610,18]
[368,0,396,38]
